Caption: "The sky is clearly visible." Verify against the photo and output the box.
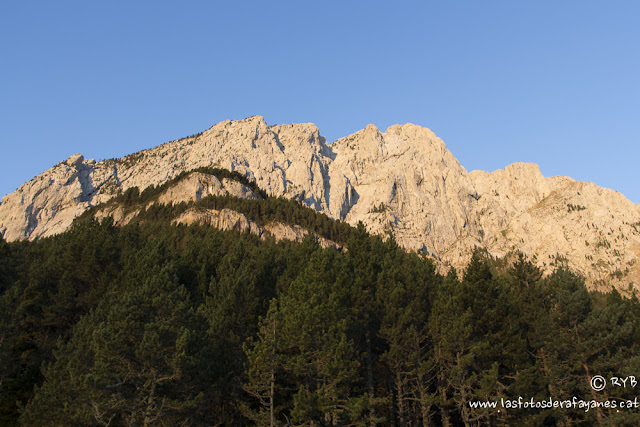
[1,1,639,203]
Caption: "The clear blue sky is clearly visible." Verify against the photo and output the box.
[2,1,639,203]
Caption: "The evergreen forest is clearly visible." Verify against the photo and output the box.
[1,174,640,426]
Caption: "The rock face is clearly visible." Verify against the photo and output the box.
[329,123,479,257]
[461,164,640,291]
[174,208,262,236]
[173,208,342,250]
[1,116,639,291]
[155,173,259,205]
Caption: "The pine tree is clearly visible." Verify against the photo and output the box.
[21,264,211,426]
[345,223,387,424]
[377,250,436,425]
[428,268,472,426]
[0,236,14,293]
[243,248,361,425]
[243,299,280,426]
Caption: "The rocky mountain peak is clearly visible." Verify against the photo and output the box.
[385,122,437,141]
[1,116,638,292]
[332,124,385,158]
[66,153,85,168]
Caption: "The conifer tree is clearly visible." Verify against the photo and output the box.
[377,249,436,425]
[243,249,361,425]
[428,267,472,426]
[21,264,211,426]
[243,299,280,426]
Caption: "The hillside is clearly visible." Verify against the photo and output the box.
[1,116,639,291]
[2,185,640,425]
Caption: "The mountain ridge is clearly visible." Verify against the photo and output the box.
[1,116,638,292]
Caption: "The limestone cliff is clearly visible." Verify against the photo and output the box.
[1,116,638,291]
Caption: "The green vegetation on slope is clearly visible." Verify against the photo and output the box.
[101,166,268,208]
[1,179,639,425]
[82,167,353,246]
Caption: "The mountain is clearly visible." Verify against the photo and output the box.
[1,116,639,291]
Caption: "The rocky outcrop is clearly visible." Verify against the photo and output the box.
[459,164,640,292]
[174,208,262,236]
[173,208,342,250]
[0,154,114,241]
[156,173,258,205]
[1,116,639,291]
[329,123,480,257]
[261,222,341,250]
[0,117,335,241]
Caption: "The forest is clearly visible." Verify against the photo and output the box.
[1,180,640,426]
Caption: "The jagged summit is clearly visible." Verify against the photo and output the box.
[1,116,639,292]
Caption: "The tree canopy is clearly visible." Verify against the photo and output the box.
[1,176,639,426]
